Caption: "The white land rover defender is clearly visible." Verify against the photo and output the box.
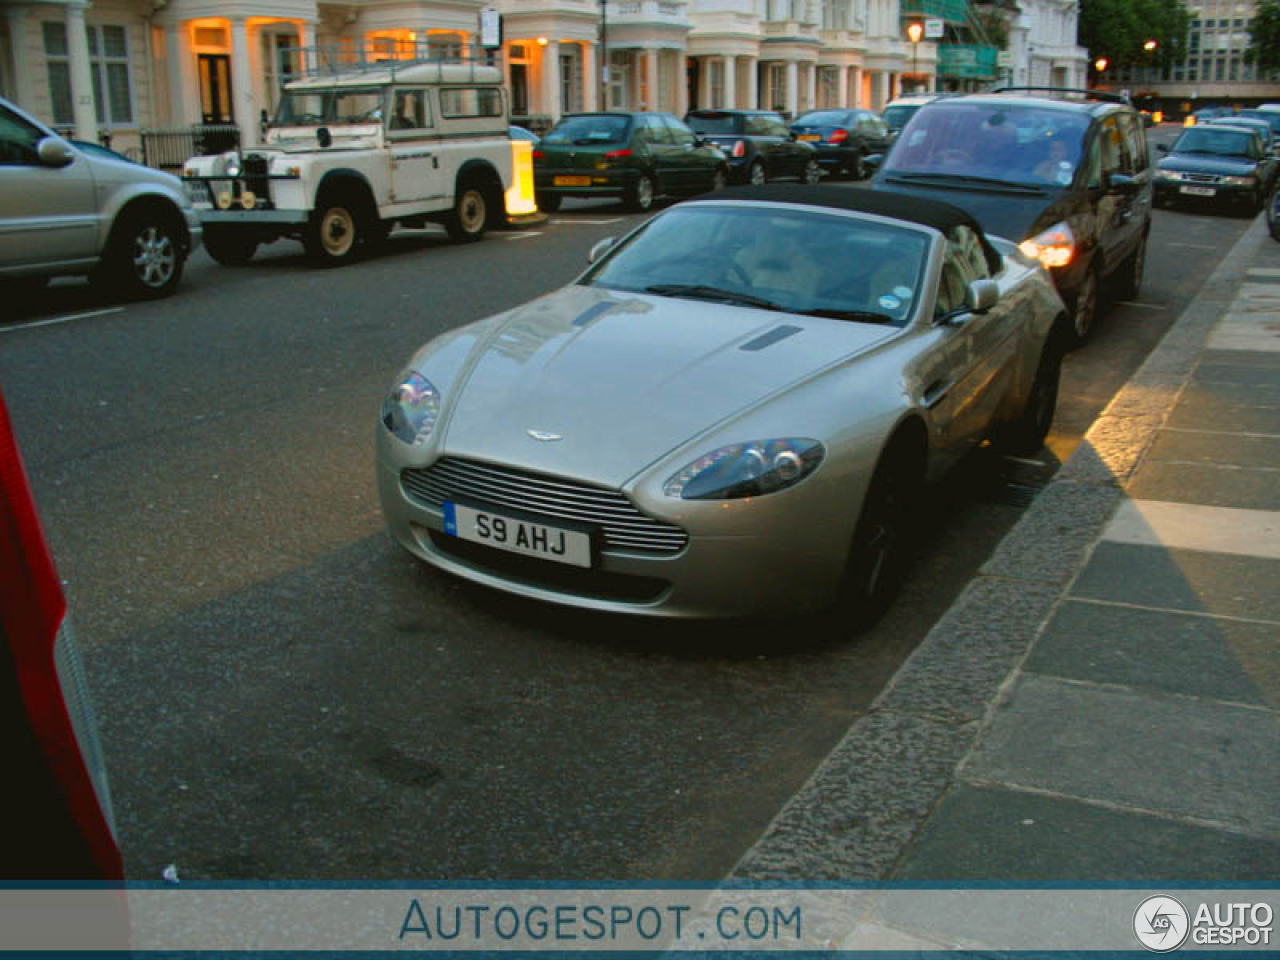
[183,55,514,267]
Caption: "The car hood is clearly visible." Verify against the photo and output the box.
[438,285,896,487]
[871,176,1061,242]
[1159,153,1258,175]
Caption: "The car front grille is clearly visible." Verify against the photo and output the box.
[1184,172,1223,184]
[244,152,270,200]
[402,458,689,555]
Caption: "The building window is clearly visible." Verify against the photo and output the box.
[819,66,838,107]
[768,63,787,111]
[823,0,850,30]
[709,59,725,106]
[43,21,134,127]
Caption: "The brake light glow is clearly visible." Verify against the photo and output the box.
[604,148,633,161]
[732,140,745,158]
[532,149,545,160]
[829,129,848,144]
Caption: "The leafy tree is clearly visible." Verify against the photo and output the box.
[1079,0,1191,70]
[1246,0,1280,73]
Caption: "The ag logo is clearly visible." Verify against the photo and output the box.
[1134,895,1190,952]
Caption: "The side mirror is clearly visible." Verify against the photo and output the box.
[936,279,998,327]
[587,236,617,264]
[863,153,884,171]
[37,136,74,168]
[1107,172,1140,195]
[1157,142,1170,153]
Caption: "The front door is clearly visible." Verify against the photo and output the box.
[199,54,233,124]
[388,88,446,209]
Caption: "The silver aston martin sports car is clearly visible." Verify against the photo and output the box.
[377,185,1067,623]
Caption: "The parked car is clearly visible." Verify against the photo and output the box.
[1,385,124,886]
[789,108,891,178]
[1185,105,1232,126]
[872,88,1153,345]
[1155,123,1273,211]
[1234,108,1280,138]
[882,95,942,138]
[684,109,820,185]
[0,96,201,300]
[1207,116,1280,162]
[533,112,728,212]
[376,185,1066,626]
[69,140,138,164]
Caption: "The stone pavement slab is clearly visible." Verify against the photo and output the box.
[961,674,1280,836]
[1027,600,1279,706]
[1145,429,1280,469]
[895,783,1280,881]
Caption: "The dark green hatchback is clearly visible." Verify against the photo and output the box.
[533,112,729,213]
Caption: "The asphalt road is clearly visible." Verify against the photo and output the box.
[0,149,1252,880]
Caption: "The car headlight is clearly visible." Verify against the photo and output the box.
[664,438,824,500]
[1222,174,1257,186]
[224,153,242,178]
[1155,169,1182,181]
[381,372,441,446]
[1018,220,1075,269]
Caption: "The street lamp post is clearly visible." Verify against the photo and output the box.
[600,0,608,109]
[907,21,923,93]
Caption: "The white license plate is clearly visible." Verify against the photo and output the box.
[443,502,592,568]
[185,181,212,204]
[1180,185,1216,197]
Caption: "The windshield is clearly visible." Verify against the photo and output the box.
[883,104,921,130]
[883,104,1088,186]
[544,115,630,145]
[794,110,853,127]
[275,88,384,126]
[583,205,929,327]
[687,113,743,135]
[1172,128,1255,157]
[1239,110,1280,133]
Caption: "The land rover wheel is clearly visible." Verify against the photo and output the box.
[446,184,488,243]
[203,227,258,267]
[304,199,362,266]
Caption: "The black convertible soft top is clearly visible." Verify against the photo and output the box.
[701,184,1004,274]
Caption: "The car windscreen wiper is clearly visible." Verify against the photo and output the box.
[886,172,1046,194]
[644,284,785,311]
[800,308,899,324]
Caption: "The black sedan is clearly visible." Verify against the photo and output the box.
[789,108,892,179]
[533,112,728,213]
[1155,125,1272,211]
[685,109,820,185]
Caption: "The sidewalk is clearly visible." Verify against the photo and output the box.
[731,215,1280,907]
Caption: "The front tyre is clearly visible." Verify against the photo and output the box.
[838,441,923,632]
[748,160,767,186]
[1067,263,1099,347]
[536,192,562,213]
[802,157,821,185]
[203,226,258,266]
[445,183,488,243]
[102,210,184,299]
[304,200,361,266]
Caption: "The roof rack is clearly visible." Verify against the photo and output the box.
[990,86,1132,105]
[283,43,502,84]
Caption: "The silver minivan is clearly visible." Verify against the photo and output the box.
[0,96,202,300]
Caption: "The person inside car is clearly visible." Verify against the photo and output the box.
[1033,136,1075,184]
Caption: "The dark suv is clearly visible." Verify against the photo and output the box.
[871,88,1153,344]
[684,109,820,185]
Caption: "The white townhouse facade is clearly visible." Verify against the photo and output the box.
[0,0,934,161]
[1004,0,1086,90]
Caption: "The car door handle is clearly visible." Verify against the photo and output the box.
[921,377,955,409]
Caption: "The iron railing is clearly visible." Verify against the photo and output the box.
[139,124,241,169]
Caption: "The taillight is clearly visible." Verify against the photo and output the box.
[732,140,746,158]
[829,129,849,144]
[0,388,122,881]
[604,148,633,161]
[532,149,544,160]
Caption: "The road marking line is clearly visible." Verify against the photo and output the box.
[0,306,124,333]
[1166,242,1218,250]
[1114,300,1167,310]
[1067,596,1280,627]
[1247,267,1280,278]
[504,231,543,241]
[561,218,624,225]
[1102,499,1280,559]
